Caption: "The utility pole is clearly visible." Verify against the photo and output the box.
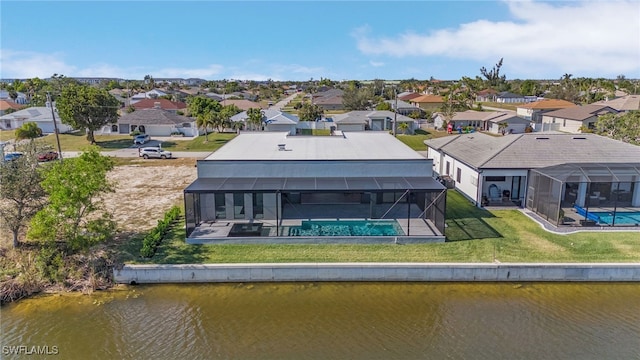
[47,92,63,162]
[393,87,398,137]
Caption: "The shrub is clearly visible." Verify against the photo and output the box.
[140,206,181,258]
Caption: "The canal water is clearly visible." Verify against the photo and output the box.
[2,282,639,359]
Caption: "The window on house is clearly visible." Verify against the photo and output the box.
[446,161,451,175]
[456,168,462,183]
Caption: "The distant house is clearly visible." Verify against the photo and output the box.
[130,89,168,104]
[475,89,498,102]
[495,91,526,103]
[231,108,299,135]
[540,105,618,133]
[132,98,187,113]
[332,110,417,133]
[593,95,640,112]
[397,92,422,102]
[516,99,577,130]
[0,100,25,116]
[112,109,198,137]
[312,89,344,111]
[409,94,444,111]
[386,99,423,117]
[0,106,73,133]
[433,110,529,134]
[221,99,265,111]
[0,90,28,104]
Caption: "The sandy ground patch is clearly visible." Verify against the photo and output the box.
[104,164,197,232]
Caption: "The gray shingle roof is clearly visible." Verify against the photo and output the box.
[426,132,640,170]
[542,104,618,121]
[117,109,193,125]
[594,95,640,111]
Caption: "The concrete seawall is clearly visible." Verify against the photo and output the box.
[114,263,640,284]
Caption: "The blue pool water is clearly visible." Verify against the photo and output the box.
[288,220,404,236]
[589,212,640,226]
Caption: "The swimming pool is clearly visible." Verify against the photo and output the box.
[589,212,640,226]
[288,220,404,237]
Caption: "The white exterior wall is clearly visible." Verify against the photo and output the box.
[487,122,527,134]
[541,115,591,134]
[451,161,481,203]
[428,147,443,175]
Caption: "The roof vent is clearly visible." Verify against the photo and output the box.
[277,143,286,151]
[572,136,587,140]
[535,137,549,140]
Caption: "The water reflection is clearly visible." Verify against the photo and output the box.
[2,283,639,359]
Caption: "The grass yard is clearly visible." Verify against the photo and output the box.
[395,129,452,151]
[120,190,640,265]
[156,133,236,151]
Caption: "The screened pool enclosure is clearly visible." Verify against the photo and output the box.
[527,163,640,227]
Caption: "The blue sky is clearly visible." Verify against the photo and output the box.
[1,1,639,81]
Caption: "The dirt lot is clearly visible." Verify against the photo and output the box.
[104,159,197,232]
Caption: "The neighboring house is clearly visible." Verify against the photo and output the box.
[0,106,73,133]
[593,95,640,112]
[221,99,264,111]
[183,132,447,243]
[409,94,444,111]
[516,99,577,130]
[130,89,168,104]
[475,89,498,102]
[113,109,198,137]
[426,132,640,226]
[434,110,528,134]
[387,99,423,117]
[231,108,299,135]
[132,98,187,113]
[0,90,28,104]
[312,89,345,111]
[495,91,526,103]
[540,105,618,133]
[328,111,368,132]
[0,100,25,116]
[398,92,422,102]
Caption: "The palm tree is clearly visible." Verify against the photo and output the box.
[247,108,264,131]
[498,122,509,135]
[15,122,43,141]
[196,112,216,142]
[397,122,409,135]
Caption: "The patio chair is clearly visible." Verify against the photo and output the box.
[488,184,502,204]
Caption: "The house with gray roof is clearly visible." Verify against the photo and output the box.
[593,95,640,112]
[540,104,618,133]
[330,110,417,133]
[433,110,529,134]
[426,132,640,227]
[495,91,525,104]
[0,106,73,133]
[113,109,198,137]
[231,108,299,135]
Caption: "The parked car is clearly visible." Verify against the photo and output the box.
[37,151,59,162]
[139,147,172,159]
[3,152,23,162]
[133,134,151,145]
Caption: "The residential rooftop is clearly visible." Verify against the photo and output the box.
[205,132,425,161]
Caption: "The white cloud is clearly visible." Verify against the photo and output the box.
[153,64,224,79]
[353,1,640,77]
[0,50,76,78]
[369,61,385,67]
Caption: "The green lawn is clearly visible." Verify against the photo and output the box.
[157,133,236,151]
[119,190,640,264]
[395,129,453,151]
[1,130,237,152]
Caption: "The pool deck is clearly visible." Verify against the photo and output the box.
[187,218,445,244]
